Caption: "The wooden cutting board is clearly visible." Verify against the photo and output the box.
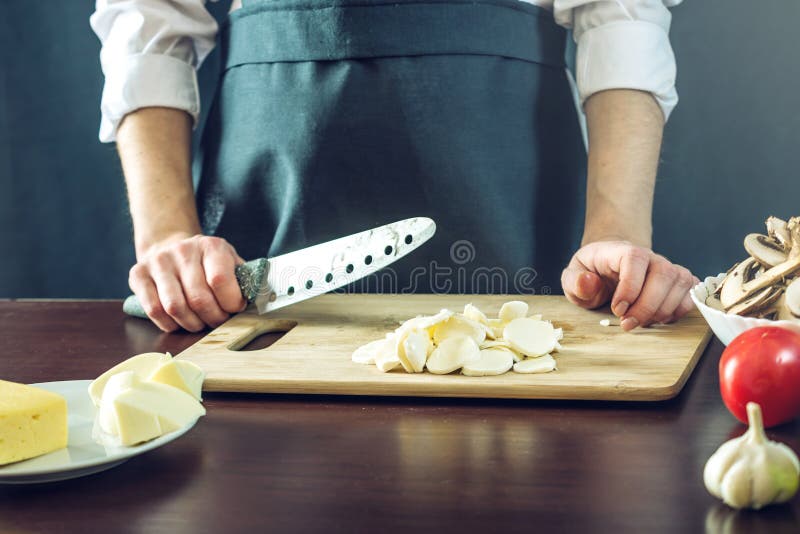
[177,294,712,401]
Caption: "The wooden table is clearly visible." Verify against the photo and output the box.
[1,301,799,533]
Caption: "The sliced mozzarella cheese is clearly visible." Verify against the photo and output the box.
[396,309,453,335]
[426,336,480,375]
[503,318,558,358]
[88,352,172,407]
[97,371,206,447]
[486,318,506,339]
[351,338,391,365]
[374,341,401,373]
[498,301,529,323]
[147,359,205,401]
[399,329,432,373]
[463,303,489,326]
[432,316,486,346]
[462,348,514,376]
[513,354,557,374]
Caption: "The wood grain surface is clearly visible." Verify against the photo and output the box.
[0,301,798,534]
[177,294,712,400]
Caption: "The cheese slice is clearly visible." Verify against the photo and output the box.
[88,352,171,407]
[97,372,206,447]
[0,380,68,465]
[147,360,204,401]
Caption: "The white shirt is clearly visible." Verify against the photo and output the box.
[90,0,682,142]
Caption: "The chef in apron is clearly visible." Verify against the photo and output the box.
[91,0,696,333]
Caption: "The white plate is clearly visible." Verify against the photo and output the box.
[0,380,198,484]
[691,273,800,346]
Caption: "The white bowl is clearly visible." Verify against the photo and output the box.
[691,273,800,346]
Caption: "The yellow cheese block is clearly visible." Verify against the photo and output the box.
[0,380,68,466]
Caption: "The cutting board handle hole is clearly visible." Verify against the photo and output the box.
[231,321,297,352]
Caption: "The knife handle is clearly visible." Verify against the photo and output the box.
[122,258,269,319]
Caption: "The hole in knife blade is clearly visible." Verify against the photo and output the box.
[305,280,313,290]
[364,255,373,265]
[346,264,354,274]
[384,245,393,255]
[325,273,333,283]
[404,234,413,244]
[287,286,295,296]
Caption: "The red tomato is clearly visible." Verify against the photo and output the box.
[719,326,800,427]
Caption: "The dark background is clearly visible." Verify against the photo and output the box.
[0,1,795,298]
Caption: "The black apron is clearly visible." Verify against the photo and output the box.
[196,0,586,295]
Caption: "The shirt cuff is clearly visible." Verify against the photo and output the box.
[98,53,200,142]
[575,20,678,122]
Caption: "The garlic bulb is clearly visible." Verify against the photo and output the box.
[704,402,800,509]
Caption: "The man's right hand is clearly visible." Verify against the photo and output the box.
[128,233,247,332]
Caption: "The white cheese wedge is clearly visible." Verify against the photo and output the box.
[498,301,529,323]
[97,372,206,447]
[399,329,432,373]
[462,348,514,376]
[513,354,557,374]
[503,318,558,358]
[0,380,68,465]
[147,359,204,401]
[426,336,480,375]
[88,352,171,407]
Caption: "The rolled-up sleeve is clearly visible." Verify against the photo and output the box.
[90,0,219,142]
[553,0,682,121]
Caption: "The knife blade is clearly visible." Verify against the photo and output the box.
[123,217,436,318]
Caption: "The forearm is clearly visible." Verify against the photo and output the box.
[116,107,201,258]
[582,89,664,249]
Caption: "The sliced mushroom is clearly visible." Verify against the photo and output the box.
[766,216,792,252]
[785,277,800,317]
[726,285,783,316]
[719,257,762,309]
[744,234,788,268]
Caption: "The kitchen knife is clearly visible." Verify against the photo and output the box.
[122,217,436,319]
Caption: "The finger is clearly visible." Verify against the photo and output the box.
[150,265,205,332]
[609,247,651,318]
[178,259,229,328]
[622,261,678,330]
[652,268,694,324]
[129,267,179,332]
[672,292,696,320]
[203,243,247,314]
[562,267,605,309]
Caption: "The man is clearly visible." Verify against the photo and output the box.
[91,0,697,333]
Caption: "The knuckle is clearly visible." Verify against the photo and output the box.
[144,302,167,320]
[208,272,231,290]
[151,251,174,269]
[186,292,214,312]
[651,263,678,283]
[129,263,146,279]
[173,240,196,258]
[626,247,651,265]
[678,270,695,288]
[632,302,659,319]
[162,299,185,316]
